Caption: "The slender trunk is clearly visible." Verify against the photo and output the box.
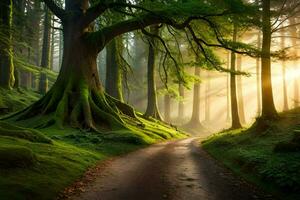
[205,70,210,122]
[236,55,246,124]
[178,83,185,120]
[256,31,262,115]
[0,0,14,89]
[190,67,201,124]
[230,25,242,129]
[39,6,51,94]
[105,38,124,102]
[280,30,288,111]
[144,26,162,120]
[58,29,63,69]
[164,94,171,123]
[226,52,231,121]
[289,17,299,107]
[50,16,55,70]
[261,0,277,119]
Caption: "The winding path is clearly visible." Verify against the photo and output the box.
[72,138,273,200]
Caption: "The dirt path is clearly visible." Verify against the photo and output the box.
[71,138,273,200]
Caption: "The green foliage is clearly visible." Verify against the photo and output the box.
[202,109,300,199]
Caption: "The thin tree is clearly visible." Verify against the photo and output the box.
[0,0,14,89]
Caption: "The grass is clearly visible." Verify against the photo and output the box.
[0,89,187,200]
[202,109,300,200]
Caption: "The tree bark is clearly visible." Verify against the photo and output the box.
[105,38,124,102]
[0,0,15,89]
[144,26,162,120]
[226,52,231,121]
[260,0,278,119]
[230,25,242,129]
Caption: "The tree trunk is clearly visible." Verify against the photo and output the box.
[50,16,55,70]
[164,94,171,123]
[190,67,202,124]
[10,0,138,131]
[256,31,262,115]
[260,0,278,119]
[205,70,210,122]
[236,55,246,124]
[105,38,124,102]
[39,6,51,94]
[178,83,185,121]
[226,52,231,122]
[289,17,299,108]
[280,30,288,111]
[230,25,242,129]
[0,0,15,89]
[144,26,162,120]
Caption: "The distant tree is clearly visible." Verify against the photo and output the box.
[236,54,246,124]
[0,0,15,89]
[230,25,242,129]
[280,29,288,111]
[39,6,51,94]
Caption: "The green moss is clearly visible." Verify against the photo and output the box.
[0,146,36,168]
[202,109,300,200]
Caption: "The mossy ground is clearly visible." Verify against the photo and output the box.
[202,109,300,200]
[0,89,186,200]
[0,88,40,114]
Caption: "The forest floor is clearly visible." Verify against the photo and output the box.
[0,89,186,200]
[203,109,300,200]
[65,137,272,200]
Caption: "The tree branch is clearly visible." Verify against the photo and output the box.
[42,0,65,20]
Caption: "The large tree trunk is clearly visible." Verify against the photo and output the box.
[0,0,15,89]
[230,25,242,129]
[144,26,162,120]
[260,0,277,119]
[236,55,246,124]
[10,0,137,131]
[289,17,299,108]
[105,38,124,102]
[39,6,51,94]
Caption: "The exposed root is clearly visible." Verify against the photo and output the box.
[5,83,141,133]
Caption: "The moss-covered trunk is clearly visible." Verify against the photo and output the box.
[261,0,277,119]
[105,38,124,102]
[0,0,14,89]
[144,26,162,120]
[12,10,136,131]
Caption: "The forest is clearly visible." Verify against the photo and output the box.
[0,0,300,199]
